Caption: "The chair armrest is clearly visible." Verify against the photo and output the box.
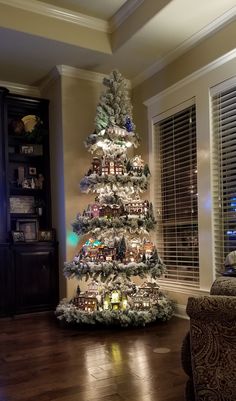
[210,276,236,296]
[186,296,236,401]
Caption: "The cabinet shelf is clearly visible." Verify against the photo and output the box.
[9,187,43,196]
[10,213,38,219]
[8,135,43,145]
[8,154,43,163]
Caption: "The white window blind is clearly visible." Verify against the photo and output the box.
[212,84,236,273]
[154,104,199,287]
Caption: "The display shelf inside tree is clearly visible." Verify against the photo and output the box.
[56,69,173,327]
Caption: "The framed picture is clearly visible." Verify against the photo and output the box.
[28,166,37,175]
[20,145,33,154]
[12,231,25,242]
[10,196,34,214]
[38,230,54,241]
[16,219,38,241]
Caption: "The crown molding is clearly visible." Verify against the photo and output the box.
[56,65,107,83]
[0,0,109,32]
[55,65,133,89]
[110,0,144,31]
[39,66,61,93]
[132,6,236,88]
[144,48,236,108]
[0,80,40,97]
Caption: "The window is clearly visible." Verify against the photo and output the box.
[154,103,199,287]
[212,84,236,273]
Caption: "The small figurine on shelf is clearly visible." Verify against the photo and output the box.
[31,178,35,189]
[22,178,31,188]
[34,199,45,216]
[37,174,44,189]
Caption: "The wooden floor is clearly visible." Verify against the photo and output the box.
[0,314,189,401]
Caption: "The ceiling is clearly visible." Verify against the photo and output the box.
[0,0,235,88]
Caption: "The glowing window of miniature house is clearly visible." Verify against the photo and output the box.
[143,241,154,258]
[103,294,110,310]
[91,204,100,218]
[143,200,149,214]
[110,161,115,175]
[122,296,128,310]
[92,157,101,174]
[101,160,109,175]
[85,297,97,312]
[111,290,121,310]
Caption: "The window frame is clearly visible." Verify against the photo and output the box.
[152,99,199,288]
[210,76,236,276]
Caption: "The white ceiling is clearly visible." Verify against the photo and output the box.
[0,0,235,87]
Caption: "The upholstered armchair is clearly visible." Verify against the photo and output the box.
[182,277,236,401]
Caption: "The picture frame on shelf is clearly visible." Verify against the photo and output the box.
[16,219,38,241]
[12,231,25,243]
[20,145,34,154]
[10,196,35,214]
[28,166,37,175]
[38,229,54,242]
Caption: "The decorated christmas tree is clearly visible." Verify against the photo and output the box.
[56,70,173,327]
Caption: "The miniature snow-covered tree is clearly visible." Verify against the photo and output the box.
[56,70,173,327]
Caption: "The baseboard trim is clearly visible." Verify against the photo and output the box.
[174,304,189,320]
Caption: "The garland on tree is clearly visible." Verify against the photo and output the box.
[72,215,156,236]
[85,129,140,155]
[64,257,166,282]
[80,173,149,193]
[56,298,174,327]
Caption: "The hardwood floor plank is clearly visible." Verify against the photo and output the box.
[0,315,189,401]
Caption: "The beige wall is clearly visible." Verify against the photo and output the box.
[61,75,102,298]
[41,73,103,299]
[41,74,67,298]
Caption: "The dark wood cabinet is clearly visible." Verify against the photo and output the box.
[13,243,58,314]
[0,88,58,316]
[0,244,11,317]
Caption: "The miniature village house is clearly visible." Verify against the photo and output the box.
[90,156,124,176]
[142,241,154,258]
[101,158,124,176]
[103,290,128,311]
[130,155,144,174]
[72,281,99,312]
[73,295,98,312]
[82,239,115,261]
[92,157,101,174]
[97,246,115,261]
[84,202,123,220]
[84,203,100,218]
[124,198,149,216]
[107,125,128,138]
[99,203,122,218]
[132,295,150,310]
[139,282,160,296]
